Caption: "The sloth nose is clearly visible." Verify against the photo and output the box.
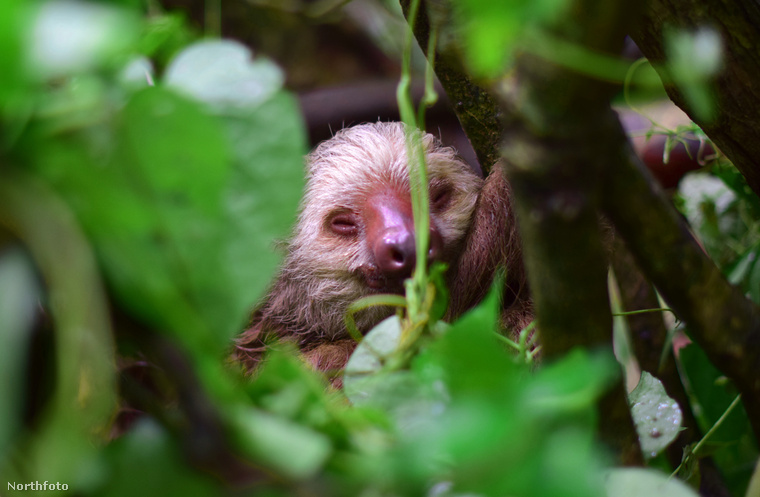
[374,226,444,283]
[365,191,445,288]
[375,229,417,281]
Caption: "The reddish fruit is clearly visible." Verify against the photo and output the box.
[641,134,714,189]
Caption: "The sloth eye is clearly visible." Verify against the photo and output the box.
[431,186,453,211]
[328,212,359,236]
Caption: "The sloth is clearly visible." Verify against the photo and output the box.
[234,122,532,377]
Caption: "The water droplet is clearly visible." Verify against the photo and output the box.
[650,428,661,438]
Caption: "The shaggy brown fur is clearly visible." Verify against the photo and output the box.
[234,122,532,379]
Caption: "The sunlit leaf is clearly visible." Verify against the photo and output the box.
[118,56,154,90]
[27,0,140,79]
[344,316,403,404]
[165,40,284,111]
[628,372,683,459]
[604,468,699,497]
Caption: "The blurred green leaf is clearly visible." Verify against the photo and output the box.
[432,286,516,397]
[455,0,570,77]
[29,74,305,346]
[0,0,26,104]
[726,241,760,302]
[218,91,306,336]
[665,28,722,122]
[165,40,284,111]
[118,56,154,91]
[679,343,758,495]
[138,12,196,66]
[27,0,140,80]
[231,407,332,479]
[628,372,683,459]
[394,295,608,497]
[101,419,220,497]
[101,86,231,343]
[343,317,442,436]
[712,162,760,219]
[526,348,618,416]
[603,468,699,497]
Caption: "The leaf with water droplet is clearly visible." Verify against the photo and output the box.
[628,372,683,459]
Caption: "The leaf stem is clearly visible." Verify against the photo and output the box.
[670,394,742,479]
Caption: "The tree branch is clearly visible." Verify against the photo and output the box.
[497,55,643,467]
[601,139,760,441]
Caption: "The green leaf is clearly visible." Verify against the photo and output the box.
[0,0,26,104]
[104,86,231,341]
[29,74,304,349]
[455,0,571,77]
[677,174,740,266]
[231,407,332,479]
[527,348,618,416]
[603,468,699,497]
[138,13,197,67]
[117,56,154,91]
[432,286,517,397]
[726,241,760,302]
[218,91,306,329]
[679,343,758,495]
[27,0,140,79]
[101,419,220,497]
[344,316,404,405]
[165,40,284,112]
[628,371,683,459]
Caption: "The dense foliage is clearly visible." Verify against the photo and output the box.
[0,1,757,496]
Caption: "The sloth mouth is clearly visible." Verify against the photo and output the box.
[359,265,406,295]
